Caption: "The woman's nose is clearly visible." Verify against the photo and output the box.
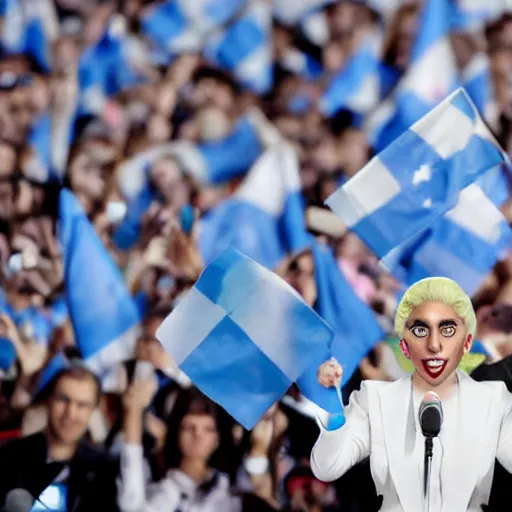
[427,332,442,353]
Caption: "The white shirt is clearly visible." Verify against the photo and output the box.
[117,444,242,512]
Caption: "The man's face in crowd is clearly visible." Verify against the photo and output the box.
[47,376,98,446]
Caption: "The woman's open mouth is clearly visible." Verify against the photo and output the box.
[421,358,448,379]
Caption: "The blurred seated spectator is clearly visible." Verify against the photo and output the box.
[0,362,119,511]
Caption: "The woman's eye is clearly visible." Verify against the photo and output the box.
[411,326,427,337]
[441,326,456,337]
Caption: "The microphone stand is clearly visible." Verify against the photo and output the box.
[423,436,434,512]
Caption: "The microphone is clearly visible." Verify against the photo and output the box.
[419,391,443,437]
[2,489,35,512]
[419,392,443,509]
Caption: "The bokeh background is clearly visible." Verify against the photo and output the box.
[0,0,512,510]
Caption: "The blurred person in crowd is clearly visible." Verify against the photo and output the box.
[118,383,276,511]
[465,302,512,512]
[0,363,119,511]
[335,232,378,304]
[337,127,373,180]
[148,155,197,212]
[103,312,190,466]
[0,176,15,221]
[382,3,420,73]
[3,75,38,146]
[190,67,239,114]
[282,465,338,512]
[64,142,109,217]
[312,277,512,511]
[234,402,288,509]
[0,313,47,383]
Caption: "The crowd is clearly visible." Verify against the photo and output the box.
[0,0,511,510]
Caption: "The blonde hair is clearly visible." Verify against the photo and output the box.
[394,277,476,338]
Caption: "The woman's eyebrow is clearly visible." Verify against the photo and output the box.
[439,319,457,327]
[407,319,428,329]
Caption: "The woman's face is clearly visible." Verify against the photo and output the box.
[151,158,181,193]
[337,232,367,263]
[338,129,369,177]
[400,302,472,388]
[69,152,105,200]
[151,158,190,208]
[285,253,317,306]
[178,414,219,462]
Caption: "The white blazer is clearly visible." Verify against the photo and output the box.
[311,370,512,512]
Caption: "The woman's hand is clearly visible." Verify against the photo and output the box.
[122,378,157,413]
[0,314,48,376]
[317,358,343,388]
[251,416,274,456]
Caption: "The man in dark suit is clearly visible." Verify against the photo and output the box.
[0,363,119,511]
[470,304,512,512]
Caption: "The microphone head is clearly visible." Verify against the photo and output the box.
[3,489,35,512]
[419,391,443,438]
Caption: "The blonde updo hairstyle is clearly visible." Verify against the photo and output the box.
[394,277,477,339]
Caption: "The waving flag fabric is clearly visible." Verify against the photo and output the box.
[381,183,512,296]
[59,189,141,374]
[366,0,458,151]
[327,88,510,258]
[198,143,310,269]
[156,247,333,429]
[204,0,272,94]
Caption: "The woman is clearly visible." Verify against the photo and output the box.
[312,277,512,511]
[118,385,276,512]
[118,386,239,512]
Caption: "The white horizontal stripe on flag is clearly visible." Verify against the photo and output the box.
[444,183,504,244]
[156,287,226,365]
[325,157,401,227]
[410,94,475,159]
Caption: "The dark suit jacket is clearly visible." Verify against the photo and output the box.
[0,432,119,512]
[472,357,512,512]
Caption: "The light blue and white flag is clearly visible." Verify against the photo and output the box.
[327,88,510,258]
[319,31,382,119]
[0,0,53,71]
[0,337,16,372]
[204,0,272,94]
[450,0,506,32]
[462,52,498,128]
[35,351,69,397]
[365,0,458,151]
[59,189,141,374]
[78,24,148,118]
[156,247,334,429]
[117,116,263,195]
[198,143,310,270]
[112,179,154,251]
[118,116,263,210]
[185,115,264,184]
[23,111,52,183]
[364,0,403,21]
[142,0,246,57]
[296,242,384,409]
[382,183,512,296]
[272,0,334,25]
[475,163,512,208]
[273,0,334,47]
